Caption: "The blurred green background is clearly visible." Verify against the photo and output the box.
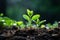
[6,0,60,23]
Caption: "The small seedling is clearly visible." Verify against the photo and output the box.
[23,9,33,27]
[23,9,46,29]
[23,9,40,27]
[3,17,16,28]
[33,19,46,28]
[16,21,25,29]
[46,23,52,29]
[0,13,16,28]
[52,21,58,28]
[46,21,58,29]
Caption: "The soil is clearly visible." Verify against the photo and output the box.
[0,27,60,40]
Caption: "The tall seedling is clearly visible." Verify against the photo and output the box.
[23,9,40,27]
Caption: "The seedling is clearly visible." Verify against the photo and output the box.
[52,21,58,28]
[33,19,46,28]
[3,17,16,28]
[46,23,52,29]
[16,21,25,29]
[46,21,58,29]
[23,9,40,27]
[23,9,46,29]
[0,13,16,28]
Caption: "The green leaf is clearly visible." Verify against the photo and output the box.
[23,15,30,21]
[46,23,52,29]
[39,20,46,25]
[20,24,25,29]
[32,15,40,20]
[36,19,40,24]
[27,9,33,17]
[52,21,58,28]
[4,19,15,27]
[17,21,23,26]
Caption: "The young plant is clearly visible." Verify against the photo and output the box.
[16,21,25,29]
[23,9,33,27]
[52,21,58,28]
[3,17,16,28]
[33,19,46,28]
[46,21,58,29]
[23,9,40,28]
[46,23,52,29]
[0,13,17,28]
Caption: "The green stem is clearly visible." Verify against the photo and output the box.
[36,24,39,27]
[29,20,32,27]
[29,17,32,27]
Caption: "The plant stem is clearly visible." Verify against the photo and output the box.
[36,24,39,27]
[29,17,32,27]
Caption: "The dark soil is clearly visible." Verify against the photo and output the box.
[0,27,60,40]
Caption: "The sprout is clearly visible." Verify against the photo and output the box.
[46,21,58,29]
[16,21,25,29]
[52,21,58,28]
[23,9,33,27]
[1,17,16,28]
[33,19,46,28]
[46,23,52,29]
[23,9,46,29]
[23,9,40,27]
